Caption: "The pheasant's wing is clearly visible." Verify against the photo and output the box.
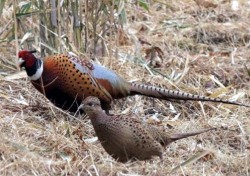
[67,55,113,101]
[103,116,163,160]
[69,55,130,99]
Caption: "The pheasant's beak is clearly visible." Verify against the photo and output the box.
[18,58,25,68]
[78,104,84,110]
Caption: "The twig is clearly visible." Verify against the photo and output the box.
[13,0,19,70]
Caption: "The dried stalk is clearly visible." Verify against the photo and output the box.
[13,0,19,69]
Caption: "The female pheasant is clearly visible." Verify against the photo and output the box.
[81,96,215,162]
[18,50,249,112]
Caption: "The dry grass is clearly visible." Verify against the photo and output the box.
[0,0,250,175]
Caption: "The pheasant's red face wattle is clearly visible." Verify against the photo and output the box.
[18,50,37,68]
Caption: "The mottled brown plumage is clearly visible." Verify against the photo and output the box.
[81,96,215,162]
[18,50,250,113]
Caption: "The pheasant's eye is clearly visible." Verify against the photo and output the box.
[88,102,94,107]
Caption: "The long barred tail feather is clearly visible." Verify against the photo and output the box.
[129,83,250,108]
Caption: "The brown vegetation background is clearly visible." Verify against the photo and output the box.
[0,0,250,175]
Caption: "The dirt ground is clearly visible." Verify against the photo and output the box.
[0,1,250,175]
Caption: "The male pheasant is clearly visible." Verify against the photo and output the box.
[81,96,215,162]
[18,50,249,112]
